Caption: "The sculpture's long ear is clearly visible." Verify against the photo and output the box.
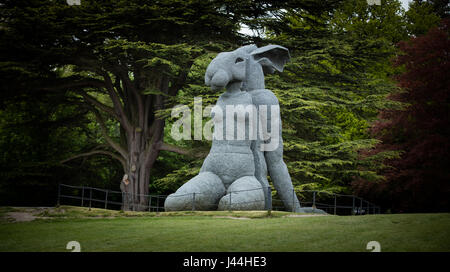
[250,45,290,75]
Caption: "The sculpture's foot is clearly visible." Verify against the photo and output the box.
[164,172,225,211]
[294,207,328,214]
[218,176,265,210]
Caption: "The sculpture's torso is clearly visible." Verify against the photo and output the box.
[200,88,279,190]
[200,90,255,189]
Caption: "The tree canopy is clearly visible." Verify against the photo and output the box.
[353,18,450,212]
[0,0,447,212]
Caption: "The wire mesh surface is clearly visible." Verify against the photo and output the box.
[57,184,380,215]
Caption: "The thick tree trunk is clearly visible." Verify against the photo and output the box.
[124,125,162,211]
[68,70,189,211]
[123,93,165,211]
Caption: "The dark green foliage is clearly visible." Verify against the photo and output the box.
[252,2,403,194]
[0,96,123,205]
[406,0,442,36]
[151,1,405,196]
[0,0,445,212]
[0,0,248,205]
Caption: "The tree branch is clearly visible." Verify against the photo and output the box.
[102,72,132,132]
[42,78,106,93]
[77,91,118,118]
[143,95,153,137]
[157,142,204,158]
[168,61,194,96]
[60,150,127,170]
[113,74,126,101]
[91,108,129,161]
[118,69,145,129]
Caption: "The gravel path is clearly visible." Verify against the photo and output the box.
[284,214,329,218]
[6,212,38,222]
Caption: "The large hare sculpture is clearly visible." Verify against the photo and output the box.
[164,44,304,212]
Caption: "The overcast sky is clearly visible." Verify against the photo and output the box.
[400,0,412,10]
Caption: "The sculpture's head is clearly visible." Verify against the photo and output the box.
[205,44,290,91]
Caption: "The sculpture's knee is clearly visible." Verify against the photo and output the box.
[218,176,265,210]
[164,192,196,211]
[164,172,225,211]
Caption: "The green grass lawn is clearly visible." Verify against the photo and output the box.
[0,206,449,252]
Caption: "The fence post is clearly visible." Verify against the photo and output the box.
[192,193,196,211]
[229,192,232,211]
[130,192,134,211]
[360,198,363,215]
[352,196,355,215]
[57,183,61,206]
[156,196,159,212]
[105,190,109,209]
[89,188,92,211]
[367,201,370,215]
[267,186,272,211]
[121,192,124,211]
[148,195,152,212]
[334,194,337,215]
[81,186,84,207]
[312,191,316,211]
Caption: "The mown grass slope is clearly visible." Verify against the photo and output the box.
[0,206,448,252]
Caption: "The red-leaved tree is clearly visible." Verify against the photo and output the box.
[353,18,450,212]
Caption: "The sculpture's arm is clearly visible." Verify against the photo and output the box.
[264,126,302,212]
[255,89,302,212]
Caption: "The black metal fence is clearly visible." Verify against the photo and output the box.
[57,183,380,215]
[57,184,167,212]
[272,190,381,215]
